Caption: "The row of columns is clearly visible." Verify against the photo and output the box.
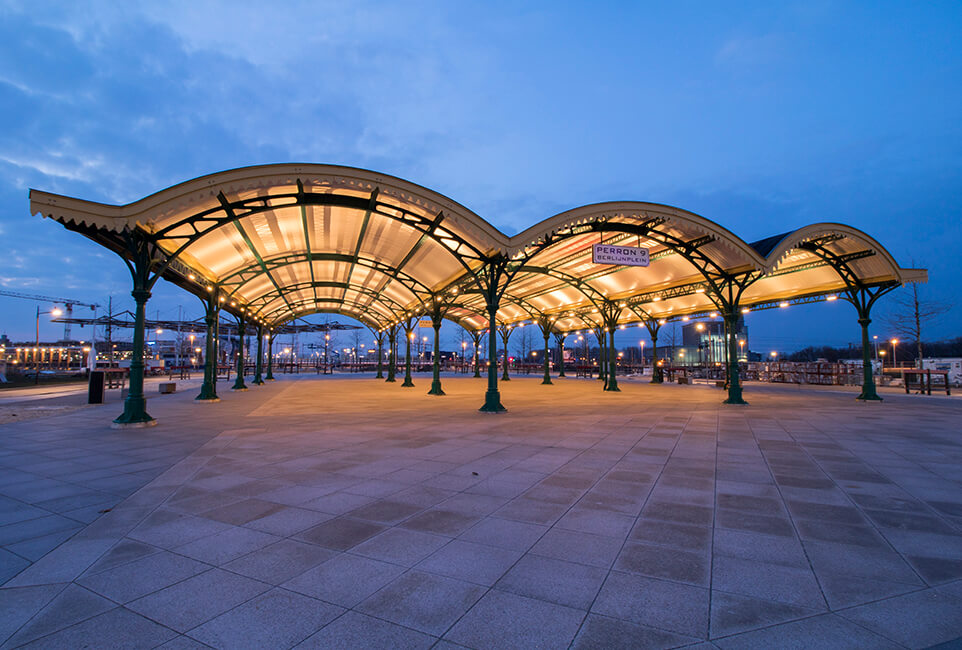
[111,249,892,427]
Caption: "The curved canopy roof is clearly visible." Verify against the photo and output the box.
[30,163,925,331]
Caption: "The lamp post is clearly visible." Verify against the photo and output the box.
[890,338,898,369]
[879,349,886,372]
[739,339,745,362]
[35,305,63,384]
[324,333,330,374]
[639,340,645,373]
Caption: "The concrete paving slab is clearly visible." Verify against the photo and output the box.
[0,375,960,647]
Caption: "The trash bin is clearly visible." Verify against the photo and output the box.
[89,370,106,404]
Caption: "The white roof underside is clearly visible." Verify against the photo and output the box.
[30,164,924,331]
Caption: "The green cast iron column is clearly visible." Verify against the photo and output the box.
[232,316,248,391]
[252,325,264,385]
[472,331,482,378]
[386,329,397,382]
[265,333,275,380]
[480,301,506,412]
[402,326,414,387]
[605,327,620,391]
[597,330,607,385]
[541,330,552,385]
[114,286,155,427]
[555,333,567,377]
[651,333,663,383]
[500,326,511,381]
[428,314,444,395]
[722,311,747,404]
[856,316,882,401]
[197,293,220,401]
[375,334,384,379]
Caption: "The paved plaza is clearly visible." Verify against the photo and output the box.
[1,375,961,648]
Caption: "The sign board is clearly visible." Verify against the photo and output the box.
[592,244,650,267]
[419,320,433,328]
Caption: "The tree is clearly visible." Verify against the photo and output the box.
[884,284,952,368]
[517,324,533,366]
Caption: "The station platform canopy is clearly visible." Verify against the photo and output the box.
[29,163,925,333]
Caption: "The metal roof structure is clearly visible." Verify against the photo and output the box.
[30,163,926,423]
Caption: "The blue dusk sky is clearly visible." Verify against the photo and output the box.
[0,1,960,353]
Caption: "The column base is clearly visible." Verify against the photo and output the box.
[111,418,158,429]
[427,386,446,396]
[723,396,749,405]
[542,378,553,385]
[252,379,265,385]
[479,389,507,413]
[401,379,415,387]
[604,385,621,392]
[856,393,883,402]
[194,397,221,403]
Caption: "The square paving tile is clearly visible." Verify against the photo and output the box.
[293,517,386,551]
[282,552,404,607]
[416,539,522,586]
[351,527,449,566]
[529,528,624,568]
[77,550,209,603]
[458,516,548,551]
[222,539,335,584]
[571,613,699,649]
[615,541,710,586]
[17,606,178,648]
[444,589,585,648]
[295,610,436,649]
[495,554,606,609]
[188,587,343,648]
[356,570,485,636]
[592,571,710,638]
[127,568,270,632]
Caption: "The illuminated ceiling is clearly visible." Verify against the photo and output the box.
[30,164,925,331]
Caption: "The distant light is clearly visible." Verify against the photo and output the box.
[682,316,690,322]
[709,312,718,318]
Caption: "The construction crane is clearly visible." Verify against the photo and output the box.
[0,290,99,340]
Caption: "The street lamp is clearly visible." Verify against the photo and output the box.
[35,305,63,384]
[879,349,886,372]
[639,340,645,371]
[738,339,745,361]
[890,338,898,368]
[770,350,778,362]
